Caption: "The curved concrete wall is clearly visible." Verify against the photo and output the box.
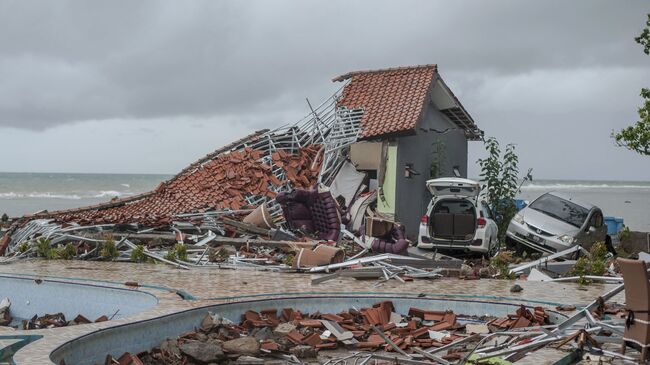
[50,295,567,365]
[0,275,158,323]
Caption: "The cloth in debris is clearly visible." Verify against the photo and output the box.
[362,224,409,256]
[292,244,345,268]
[276,189,341,241]
[347,191,377,232]
[328,161,366,211]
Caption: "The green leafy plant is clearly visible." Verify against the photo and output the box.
[100,236,119,260]
[17,242,30,253]
[35,238,52,258]
[570,241,609,285]
[478,137,533,244]
[47,247,61,260]
[164,248,177,261]
[175,243,188,262]
[571,257,592,285]
[618,225,631,241]
[163,244,188,262]
[60,243,77,260]
[130,245,147,263]
[612,14,650,156]
[489,251,517,279]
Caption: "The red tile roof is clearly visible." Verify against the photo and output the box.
[333,64,438,139]
[26,131,323,226]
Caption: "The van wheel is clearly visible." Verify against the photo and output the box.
[486,238,499,258]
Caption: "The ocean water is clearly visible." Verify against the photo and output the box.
[0,173,648,232]
[0,172,169,217]
[518,180,650,232]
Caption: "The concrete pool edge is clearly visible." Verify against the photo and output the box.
[45,294,570,365]
[0,271,195,300]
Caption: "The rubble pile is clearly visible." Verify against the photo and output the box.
[0,302,111,331]
[21,312,109,330]
[0,298,11,326]
[99,301,554,365]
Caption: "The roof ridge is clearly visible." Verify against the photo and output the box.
[332,64,437,82]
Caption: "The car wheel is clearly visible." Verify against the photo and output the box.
[514,242,526,257]
[485,238,498,258]
[505,236,518,251]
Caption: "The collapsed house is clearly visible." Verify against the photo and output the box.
[335,65,482,235]
[0,64,483,265]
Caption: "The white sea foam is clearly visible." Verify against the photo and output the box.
[0,192,83,199]
[93,190,124,198]
[521,183,650,190]
[120,183,130,188]
[0,191,133,200]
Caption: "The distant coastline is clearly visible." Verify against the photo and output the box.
[1,173,648,231]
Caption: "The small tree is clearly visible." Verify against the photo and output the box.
[478,137,532,243]
[612,14,650,156]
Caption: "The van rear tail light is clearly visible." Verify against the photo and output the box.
[421,215,428,224]
[477,217,487,228]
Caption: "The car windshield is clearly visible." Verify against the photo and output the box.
[529,194,589,228]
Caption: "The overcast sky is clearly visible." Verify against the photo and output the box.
[1,0,649,180]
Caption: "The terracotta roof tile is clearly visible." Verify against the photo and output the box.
[334,64,437,139]
[28,138,323,227]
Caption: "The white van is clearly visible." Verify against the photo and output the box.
[416,178,499,256]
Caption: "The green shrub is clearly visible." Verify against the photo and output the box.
[35,238,52,258]
[164,248,177,261]
[17,242,29,253]
[100,237,119,260]
[570,242,610,285]
[618,225,631,241]
[591,241,608,262]
[571,257,592,285]
[59,243,77,260]
[591,260,607,276]
[175,243,188,262]
[478,137,533,244]
[130,245,147,263]
[489,251,517,279]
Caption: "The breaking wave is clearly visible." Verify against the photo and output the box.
[0,192,82,199]
[93,190,125,198]
[521,183,650,190]
[0,191,133,200]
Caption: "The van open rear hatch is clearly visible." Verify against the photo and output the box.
[425,178,480,201]
[429,199,477,241]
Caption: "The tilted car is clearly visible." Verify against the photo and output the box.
[505,191,608,254]
[417,178,499,256]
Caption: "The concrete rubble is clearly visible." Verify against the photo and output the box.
[0,90,456,286]
[96,300,558,365]
[93,283,650,364]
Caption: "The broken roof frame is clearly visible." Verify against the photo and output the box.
[4,87,363,255]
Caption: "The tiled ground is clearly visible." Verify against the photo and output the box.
[0,259,627,364]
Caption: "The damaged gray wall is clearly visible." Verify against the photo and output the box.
[395,101,469,239]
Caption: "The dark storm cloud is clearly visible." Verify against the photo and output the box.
[0,0,647,130]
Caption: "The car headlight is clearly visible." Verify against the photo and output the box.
[558,235,576,245]
[512,213,524,224]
